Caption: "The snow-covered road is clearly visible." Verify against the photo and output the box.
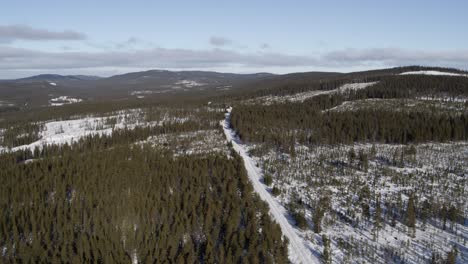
[221,108,320,264]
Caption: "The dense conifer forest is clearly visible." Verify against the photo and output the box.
[0,144,288,263]
[231,102,467,146]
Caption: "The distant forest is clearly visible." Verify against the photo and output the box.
[231,74,468,148]
[237,68,468,99]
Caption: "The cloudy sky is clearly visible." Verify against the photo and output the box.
[1,0,467,78]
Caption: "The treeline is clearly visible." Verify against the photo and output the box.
[231,66,468,101]
[352,75,468,100]
[0,106,223,149]
[0,95,214,129]
[230,103,468,146]
[0,144,288,263]
[1,123,43,148]
[7,120,223,164]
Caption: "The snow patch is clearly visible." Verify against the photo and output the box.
[174,80,204,87]
[400,70,468,77]
[49,96,82,106]
[246,82,378,105]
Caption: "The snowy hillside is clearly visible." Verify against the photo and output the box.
[245,82,378,105]
[400,70,468,77]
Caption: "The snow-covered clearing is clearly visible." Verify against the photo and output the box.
[0,101,14,107]
[130,90,172,97]
[245,82,378,105]
[0,109,191,153]
[222,107,320,264]
[49,96,83,106]
[400,71,468,77]
[175,80,205,87]
[139,129,230,157]
[326,98,467,113]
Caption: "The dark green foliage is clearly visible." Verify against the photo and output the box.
[1,123,42,147]
[312,195,330,233]
[293,211,308,230]
[358,150,369,172]
[322,235,331,264]
[0,143,288,263]
[264,174,273,186]
[348,148,356,164]
[406,194,417,236]
[232,66,468,101]
[445,246,458,264]
[272,186,281,197]
[231,103,467,147]
[353,75,468,99]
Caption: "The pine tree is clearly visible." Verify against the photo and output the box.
[406,194,416,237]
[358,150,369,172]
[373,197,382,240]
[348,148,356,165]
[445,246,458,264]
[322,235,331,264]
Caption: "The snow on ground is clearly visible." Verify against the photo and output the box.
[417,96,468,103]
[174,80,205,87]
[400,71,468,77]
[49,96,83,106]
[245,82,378,105]
[217,85,232,90]
[326,98,467,113]
[130,90,154,96]
[0,101,14,107]
[222,107,321,264]
[139,129,230,157]
[1,109,165,152]
[48,82,57,86]
[0,108,198,153]
[130,90,172,96]
[249,141,467,263]
[338,82,379,92]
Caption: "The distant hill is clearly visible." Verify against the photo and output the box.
[0,70,277,107]
[15,74,102,83]
[1,66,466,108]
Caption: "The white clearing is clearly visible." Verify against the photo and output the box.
[49,96,83,106]
[245,82,378,105]
[2,110,147,153]
[400,70,468,77]
[174,80,205,87]
[221,107,320,264]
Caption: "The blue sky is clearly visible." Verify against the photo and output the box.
[1,0,467,78]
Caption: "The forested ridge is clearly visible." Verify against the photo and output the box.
[231,102,467,147]
[232,66,468,100]
[0,144,289,263]
[227,68,467,263]
[230,73,468,148]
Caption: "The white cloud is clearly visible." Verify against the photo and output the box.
[0,46,319,70]
[0,24,86,41]
[324,48,468,67]
[0,45,467,77]
[260,43,271,50]
[209,36,232,47]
